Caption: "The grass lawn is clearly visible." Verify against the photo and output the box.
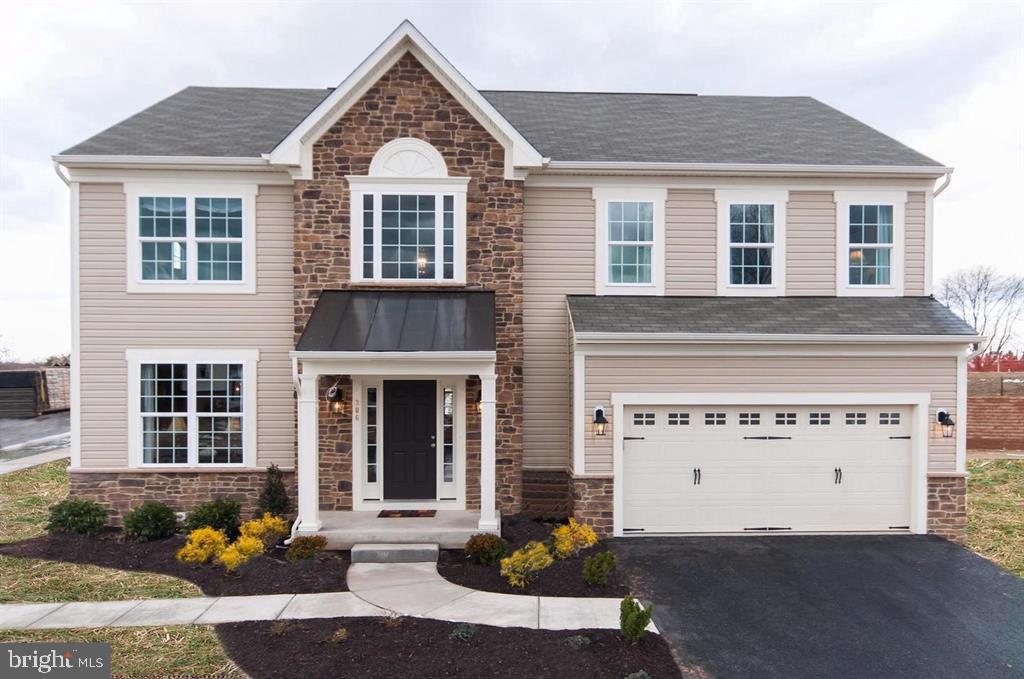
[0,626,243,677]
[0,460,200,603]
[967,459,1024,577]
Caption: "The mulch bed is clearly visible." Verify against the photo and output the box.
[0,530,348,596]
[216,617,681,679]
[437,515,631,597]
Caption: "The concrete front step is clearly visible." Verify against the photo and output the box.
[317,510,493,550]
[352,543,439,563]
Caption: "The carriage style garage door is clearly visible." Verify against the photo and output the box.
[622,405,913,533]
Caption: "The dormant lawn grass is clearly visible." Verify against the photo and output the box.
[967,459,1024,577]
[0,626,243,678]
[0,460,200,603]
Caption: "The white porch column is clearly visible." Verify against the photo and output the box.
[295,372,321,534]
[477,372,499,531]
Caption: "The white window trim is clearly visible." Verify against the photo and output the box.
[125,183,257,293]
[835,190,906,297]
[593,187,666,296]
[715,189,788,296]
[347,177,470,285]
[126,348,259,468]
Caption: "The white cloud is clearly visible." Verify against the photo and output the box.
[1,0,1021,360]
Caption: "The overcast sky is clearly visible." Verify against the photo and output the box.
[1,0,1021,361]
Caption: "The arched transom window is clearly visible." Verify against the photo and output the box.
[348,138,468,283]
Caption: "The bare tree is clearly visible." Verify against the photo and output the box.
[0,335,11,363]
[937,266,1024,355]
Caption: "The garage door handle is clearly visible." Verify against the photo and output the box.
[834,467,843,485]
[889,436,911,440]
[624,436,645,441]
[743,436,793,440]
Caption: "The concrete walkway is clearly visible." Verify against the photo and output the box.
[0,562,653,632]
[0,447,70,475]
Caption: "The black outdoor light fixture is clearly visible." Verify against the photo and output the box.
[593,406,609,436]
[326,381,344,414]
[475,386,482,412]
[937,410,956,439]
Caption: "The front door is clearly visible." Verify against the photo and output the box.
[383,380,437,499]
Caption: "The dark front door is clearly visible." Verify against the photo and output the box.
[383,380,437,499]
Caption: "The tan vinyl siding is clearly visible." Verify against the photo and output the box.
[665,189,716,295]
[787,191,836,294]
[582,352,957,474]
[905,191,926,295]
[78,183,295,469]
[522,187,595,470]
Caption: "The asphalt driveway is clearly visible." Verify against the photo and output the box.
[612,536,1024,679]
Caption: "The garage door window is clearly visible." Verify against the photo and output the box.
[667,412,689,425]
[739,412,761,425]
[879,412,901,425]
[775,412,797,425]
[845,412,867,425]
[633,412,655,426]
[809,412,831,425]
[705,412,726,425]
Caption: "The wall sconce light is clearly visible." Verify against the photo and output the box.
[475,386,482,413]
[326,381,344,414]
[937,410,955,439]
[593,406,609,436]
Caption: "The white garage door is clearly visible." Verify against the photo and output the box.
[622,405,913,533]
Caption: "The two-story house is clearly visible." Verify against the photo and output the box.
[54,22,979,547]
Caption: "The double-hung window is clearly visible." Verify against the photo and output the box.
[129,350,257,467]
[127,185,256,293]
[716,190,787,295]
[594,188,666,295]
[835,191,905,296]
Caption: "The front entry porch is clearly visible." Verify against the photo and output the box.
[318,509,484,549]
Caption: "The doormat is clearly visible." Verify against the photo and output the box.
[377,510,437,518]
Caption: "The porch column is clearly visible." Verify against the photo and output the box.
[478,372,499,531]
[295,372,321,534]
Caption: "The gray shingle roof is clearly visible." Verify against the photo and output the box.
[567,296,977,337]
[60,87,941,168]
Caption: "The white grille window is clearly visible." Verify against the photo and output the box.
[667,412,690,426]
[775,412,797,425]
[442,387,455,483]
[879,412,901,425]
[365,387,378,483]
[705,412,726,425]
[633,412,656,426]
[809,412,831,425]
[846,412,867,425]
[739,412,761,425]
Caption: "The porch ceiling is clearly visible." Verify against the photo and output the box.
[297,290,495,352]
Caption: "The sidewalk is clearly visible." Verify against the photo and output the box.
[0,447,70,475]
[1,562,654,633]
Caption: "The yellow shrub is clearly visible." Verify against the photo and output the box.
[240,513,289,551]
[217,535,265,572]
[499,541,553,588]
[551,519,598,559]
[176,527,228,565]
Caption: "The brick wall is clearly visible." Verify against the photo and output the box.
[571,476,614,537]
[967,396,1024,450]
[928,476,966,544]
[293,52,524,512]
[318,376,352,510]
[70,469,296,525]
[522,469,571,518]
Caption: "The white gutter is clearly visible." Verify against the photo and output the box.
[53,161,70,186]
[52,154,271,166]
[543,160,953,177]
[290,350,497,361]
[933,171,953,197]
[573,332,985,345]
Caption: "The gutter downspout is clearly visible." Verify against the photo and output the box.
[53,161,70,186]
[933,171,952,197]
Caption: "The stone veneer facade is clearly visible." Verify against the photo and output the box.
[70,470,297,525]
[293,53,524,513]
[572,475,969,542]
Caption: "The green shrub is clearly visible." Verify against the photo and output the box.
[564,634,592,650]
[449,623,477,641]
[184,498,241,540]
[46,499,107,537]
[257,464,291,518]
[619,595,654,643]
[583,551,616,586]
[123,501,177,541]
[499,541,553,588]
[464,533,508,566]
[286,535,327,561]
[624,672,652,679]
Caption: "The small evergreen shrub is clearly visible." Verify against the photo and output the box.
[551,518,598,559]
[624,671,652,679]
[46,499,107,537]
[240,513,289,551]
[184,498,241,539]
[218,535,264,572]
[122,501,177,541]
[583,551,616,586]
[499,540,553,588]
[329,627,349,643]
[285,535,327,561]
[564,634,592,651]
[464,533,508,566]
[449,623,477,641]
[257,464,291,517]
[619,595,654,643]
[176,527,229,564]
